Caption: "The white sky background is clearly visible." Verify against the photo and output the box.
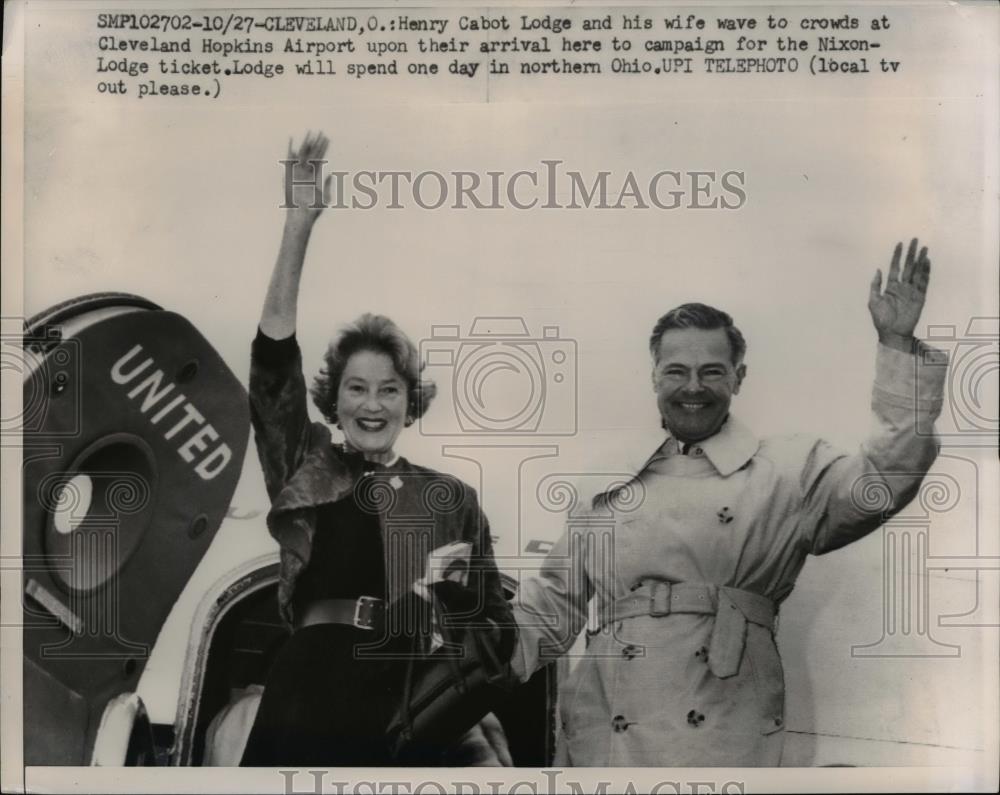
[12,0,1000,774]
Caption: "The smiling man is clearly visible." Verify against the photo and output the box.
[511,239,949,766]
[651,307,747,445]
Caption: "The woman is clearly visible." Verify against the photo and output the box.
[240,132,514,766]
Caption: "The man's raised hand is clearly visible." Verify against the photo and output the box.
[869,237,931,352]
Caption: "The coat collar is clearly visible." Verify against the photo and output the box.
[269,424,416,517]
[576,415,760,511]
[637,415,760,478]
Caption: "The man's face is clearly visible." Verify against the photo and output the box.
[652,327,746,443]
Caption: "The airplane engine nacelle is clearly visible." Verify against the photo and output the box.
[21,293,250,765]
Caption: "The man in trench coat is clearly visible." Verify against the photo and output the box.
[511,239,949,766]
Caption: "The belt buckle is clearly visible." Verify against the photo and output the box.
[649,581,672,617]
[354,596,380,630]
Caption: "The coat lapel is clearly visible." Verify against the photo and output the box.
[269,423,357,516]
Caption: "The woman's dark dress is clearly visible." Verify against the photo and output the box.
[240,328,512,767]
[240,478,416,766]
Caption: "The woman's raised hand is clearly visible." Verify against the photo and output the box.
[260,131,333,338]
[284,131,333,227]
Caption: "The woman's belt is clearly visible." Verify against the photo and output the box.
[297,596,385,631]
[605,581,776,679]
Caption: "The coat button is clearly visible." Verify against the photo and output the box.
[694,646,709,662]
[774,717,783,727]
[622,644,639,660]
[686,709,706,727]
[612,715,630,732]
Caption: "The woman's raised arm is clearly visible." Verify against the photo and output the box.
[259,131,333,339]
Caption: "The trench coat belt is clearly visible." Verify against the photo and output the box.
[608,581,776,679]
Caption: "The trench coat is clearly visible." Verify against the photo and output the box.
[512,342,948,766]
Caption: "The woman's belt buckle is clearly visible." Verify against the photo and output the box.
[354,595,382,630]
[648,581,672,617]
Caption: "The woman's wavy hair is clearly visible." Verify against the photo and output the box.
[310,313,437,426]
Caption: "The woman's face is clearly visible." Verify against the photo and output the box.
[337,350,408,461]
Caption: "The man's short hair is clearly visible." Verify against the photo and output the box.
[648,303,747,365]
